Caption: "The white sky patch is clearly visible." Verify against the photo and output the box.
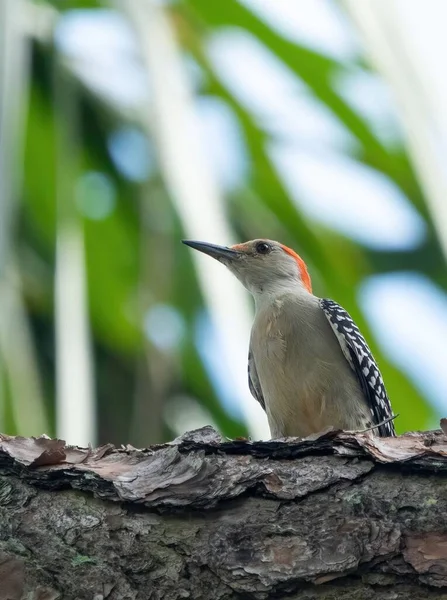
[208,29,355,150]
[239,0,360,61]
[55,9,148,111]
[108,127,154,182]
[360,273,447,417]
[196,311,250,422]
[334,68,402,147]
[393,0,447,129]
[144,304,186,352]
[270,144,426,250]
[196,97,247,191]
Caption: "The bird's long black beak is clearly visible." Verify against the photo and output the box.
[182,240,240,262]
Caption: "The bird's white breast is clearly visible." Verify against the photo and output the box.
[250,292,368,437]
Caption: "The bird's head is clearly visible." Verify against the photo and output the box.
[182,239,312,297]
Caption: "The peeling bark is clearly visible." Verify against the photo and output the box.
[1,426,447,599]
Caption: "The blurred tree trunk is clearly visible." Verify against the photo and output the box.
[1,427,447,599]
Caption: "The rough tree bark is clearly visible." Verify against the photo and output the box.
[1,426,447,600]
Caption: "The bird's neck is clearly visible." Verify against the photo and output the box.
[252,279,311,312]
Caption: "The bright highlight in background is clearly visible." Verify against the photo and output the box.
[270,146,427,250]
[361,273,447,420]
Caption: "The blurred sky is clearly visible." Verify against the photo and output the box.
[54,0,447,429]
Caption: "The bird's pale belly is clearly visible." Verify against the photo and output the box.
[252,303,371,438]
[259,358,370,437]
[258,357,343,438]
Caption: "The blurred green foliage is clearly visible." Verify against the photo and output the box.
[4,0,446,444]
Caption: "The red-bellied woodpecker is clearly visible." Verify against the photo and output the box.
[183,238,396,438]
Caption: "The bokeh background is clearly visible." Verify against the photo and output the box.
[1,0,447,447]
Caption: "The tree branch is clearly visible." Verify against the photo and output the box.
[1,426,447,599]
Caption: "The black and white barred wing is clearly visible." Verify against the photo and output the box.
[319,298,396,437]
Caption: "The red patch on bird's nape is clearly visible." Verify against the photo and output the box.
[281,245,312,293]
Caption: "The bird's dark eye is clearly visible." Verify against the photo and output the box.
[256,242,271,255]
